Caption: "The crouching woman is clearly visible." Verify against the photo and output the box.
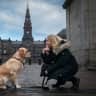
[41,35,80,90]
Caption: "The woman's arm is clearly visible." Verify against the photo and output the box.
[47,50,70,74]
[41,50,56,64]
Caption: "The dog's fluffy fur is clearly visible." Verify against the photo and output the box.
[0,47,30,89]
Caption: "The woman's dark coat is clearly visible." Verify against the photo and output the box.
[48,49,78,81]
[40,49,56,76]
[41,44,79,81]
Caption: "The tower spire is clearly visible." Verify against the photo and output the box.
[25,0,30,20]
[22,0,33,43]
[27,0,29,9]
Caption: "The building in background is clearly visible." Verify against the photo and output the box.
[0,2,66,64]
[63,0,96,70]
[0,3,44,64]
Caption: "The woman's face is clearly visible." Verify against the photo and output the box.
[46,39,52,48]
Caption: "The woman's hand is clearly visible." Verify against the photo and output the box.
[42,47,50,54]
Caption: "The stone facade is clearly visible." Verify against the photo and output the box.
[63,0,96,69]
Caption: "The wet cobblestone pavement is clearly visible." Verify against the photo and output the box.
[17,64,96,89]
[0,64,96,96]
[0,87,96,96]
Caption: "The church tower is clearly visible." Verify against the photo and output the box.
[22,2,33,43]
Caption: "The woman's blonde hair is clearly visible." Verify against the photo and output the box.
[47,35,71,54]
[47,35,65,48]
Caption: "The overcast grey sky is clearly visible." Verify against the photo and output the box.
[0,0,66,41]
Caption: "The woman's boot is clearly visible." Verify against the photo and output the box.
[70,77,80,90]
[53,75,65,88]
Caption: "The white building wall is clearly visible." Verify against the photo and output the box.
[66,0,89,67]
[88,0,96,68]
[66,0,96,68]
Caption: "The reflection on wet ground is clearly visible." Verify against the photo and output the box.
[0,87,96,96]
[0,64,96,96]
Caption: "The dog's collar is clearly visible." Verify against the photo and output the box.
[12,57,24,65]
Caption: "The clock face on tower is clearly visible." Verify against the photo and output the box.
[27,31,30,34]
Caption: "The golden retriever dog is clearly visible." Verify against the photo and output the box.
[0,47,30,89]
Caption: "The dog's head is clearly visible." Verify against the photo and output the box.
[18,47,31,58]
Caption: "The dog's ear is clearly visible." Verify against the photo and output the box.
[19,48,25,58]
